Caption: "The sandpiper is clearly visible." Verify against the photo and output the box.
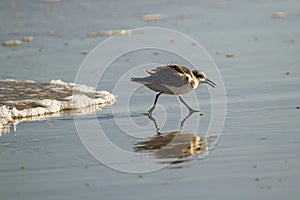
[131,64,216,115]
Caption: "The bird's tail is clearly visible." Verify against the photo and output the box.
[131,77,146,83]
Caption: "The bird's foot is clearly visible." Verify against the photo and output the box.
[146,111,154,120]
[188,108,200,114]
[146,106,155,116]
[145,111,152,117]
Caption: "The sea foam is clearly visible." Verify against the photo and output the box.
[0,79,115,135]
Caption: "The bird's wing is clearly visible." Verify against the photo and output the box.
[145,64,191,75]
[166,64,193,76]
[139,64,191,87]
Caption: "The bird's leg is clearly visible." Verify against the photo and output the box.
[146,92,162,116]
[153,92,162,105]
[179,111,196,130]
[147,111,161,135]
[179,96,200,114]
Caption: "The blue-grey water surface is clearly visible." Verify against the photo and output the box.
[0,0,300,199]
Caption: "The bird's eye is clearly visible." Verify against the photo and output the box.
[198,74,204,78]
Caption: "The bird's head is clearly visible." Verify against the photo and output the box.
[192,70,216,88]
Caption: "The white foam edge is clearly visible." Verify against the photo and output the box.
[0,79,116,131]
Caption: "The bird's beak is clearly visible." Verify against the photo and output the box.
[205,78,216,88]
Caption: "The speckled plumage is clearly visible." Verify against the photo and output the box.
[131,64,200,95]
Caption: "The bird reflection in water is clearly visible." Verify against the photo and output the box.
[134,112,209,165]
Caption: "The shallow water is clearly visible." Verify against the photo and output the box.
[1,0,300,199]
